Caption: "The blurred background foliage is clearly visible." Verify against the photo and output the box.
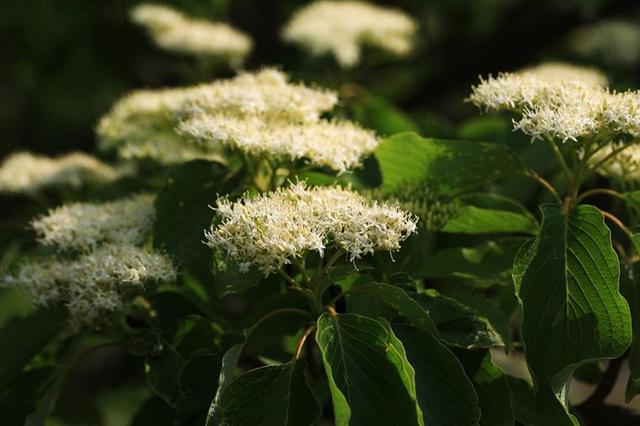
[2,0,640,158]
[2,0,640,424]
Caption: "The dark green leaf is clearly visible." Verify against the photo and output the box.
[153,160,231,283]
[413,290,505,349]
[416,238,526,283]
[375,132,522,194]
[512,204,632,423]
[621,261,640,402]
[345,88,419,136]
[132,396,176,426]
[0,306,66,385]
[347,282,436,333]
[315,313,422,426]
[209,360,320,426]
[177,352,223,425]
[455,350,514,426]
[394,324,481,426]
[0,367,58,425]
[442,193,538,235]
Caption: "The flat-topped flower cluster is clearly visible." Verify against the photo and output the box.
[282,0,417,67]
[205,182,418,275]
[469,62,640,142]
[98,68,379,172]
[2,194,175,325]
[31,194,156,251]
[0,152,120,194]
[131,3,252,64]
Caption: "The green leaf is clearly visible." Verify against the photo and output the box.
[621,261,640,402]
[375,132,522,194]
[145,315,221,408]
[393,324,481,426]
[0,367,58,425]
[345,88,419,136]
[416,238,526,283]
[457,116,512,143]
[413,290,505,349]
[210,360,320,426]
[442,193,538,234]
[316,313,422,426]
[347,282,436,333]
[455,350,514,426]
[0,306,66,385]
[512,204,632,423]
[153,160,232,283]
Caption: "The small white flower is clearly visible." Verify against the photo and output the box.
[282,1,418,67]
[205,182,418,275]
[131,3,252,65]
[31,194,156,251]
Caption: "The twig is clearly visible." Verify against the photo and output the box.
[293,324,317,360]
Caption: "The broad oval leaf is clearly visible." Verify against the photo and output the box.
[316,312,422,426]
[513,204,632,423]
[210,360,320,426]
[375,132,522,194]
[393,324,481,426]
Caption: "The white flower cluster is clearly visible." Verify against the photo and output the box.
[569,21,640,67]
[3,245,176,325]
[282,1,417,68]
[31,194,155,251]
[178,115,378,173]
[0,152,119,194]
[97,68,341,164]
[205,182,418,275]
[469,62,640,142]
[2,194,175,325]
[131,3,252,65]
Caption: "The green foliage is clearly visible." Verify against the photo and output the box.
[513,204,632,423]
[0,307,67,385]
[316,313,422,425]
[374,132,523,194]
[7,2,640,422]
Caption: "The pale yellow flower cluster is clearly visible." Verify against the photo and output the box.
[179,115,378,173]
[569,21,640,67]
[3,194,175,325]
[31,194,155,251]
[206,182,418,275]
[282,1,417,68]
[589,143,640,181]
[3,245,176,325]
[470,62,640,142]
[0,152,119,194]
[97,68,341,164]
[131,3,252,64]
